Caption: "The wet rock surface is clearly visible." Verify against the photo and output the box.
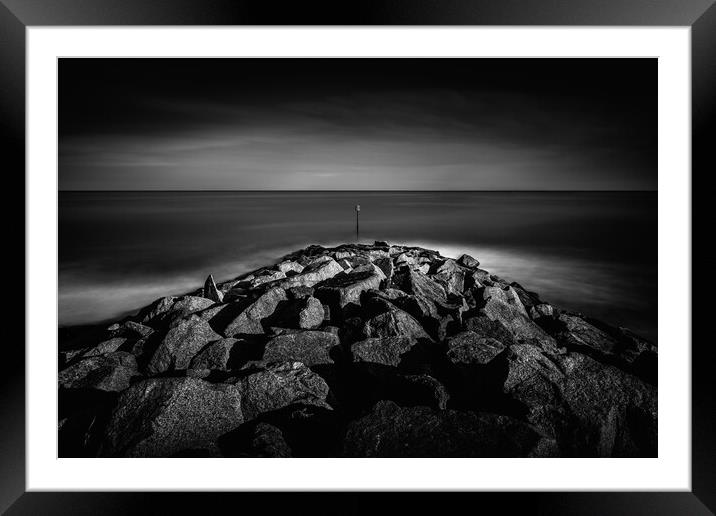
[59,242,657,457]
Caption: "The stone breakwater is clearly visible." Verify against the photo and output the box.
[58,242,657,457]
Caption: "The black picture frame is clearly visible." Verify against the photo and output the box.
[2,1,712,514]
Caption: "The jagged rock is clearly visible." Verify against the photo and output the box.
[343,400,557,457]
[463,315,519,347]
[237,362,332,420]
[510,282,542,310]
[189,337,240,371]
[433,259,467,295]
[82,337,130,358]
[107,320,154,339]
[361,307,432,342]
[272,296,325,329]
[202,274,224,302]
[246,270,287,288]
[457,254,480,268]
[278,257,343,288]
[530,303,556,320]
[262,331,340,366]
[59,352,140,392]
[481,286,556,350]
[287,285,314,300]
[224,287,287,335]
[146,315,222,374]
[277,260,304,274]
[316,265,385,310]
[503,344,656,456]
[352,336,417,367]
[100,377,244,457]
[446,331,506,365]
[136,295,215,327]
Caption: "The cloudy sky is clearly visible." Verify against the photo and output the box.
[59,58,656,191]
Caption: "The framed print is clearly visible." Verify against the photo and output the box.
[2,0,713,514]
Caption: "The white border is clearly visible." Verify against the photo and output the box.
[27,27,691,491]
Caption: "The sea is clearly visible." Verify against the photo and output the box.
[59,191,657,342]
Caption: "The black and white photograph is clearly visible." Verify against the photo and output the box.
[57,57,658,458]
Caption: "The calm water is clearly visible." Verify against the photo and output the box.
[59,191,657,341]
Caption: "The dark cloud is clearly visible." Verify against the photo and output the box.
[59,58,656,191]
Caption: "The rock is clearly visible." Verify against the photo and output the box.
[277,260,304,274]
[433,259,467,295]
[136,295,215,327]
[361,307,432,342]
[463,315,519,347]
[315,265,385,310]
[108,320,154,339]
[352,337,418,368]
[510,282,542,310]
[59,352,140,392]
[481,286,556,350]
[82,337,130,358]
[446,331,506,365]
[457,254,480,268]
[287,285,314,300]
[278,258,343,288]
[189,337,240,371]
[374,240,389,247]
[224,287,287,336]
[272,296,325,330]
[530,303,556,320]
[237,362,332,420]
[399,374,450,410]
[263,331,340,366]
[100,377,244,457]
[146,315,223,374]
[343,400,557,457]
[503,344,656,456]
[372,257,394,282]
[246,269,287,288]
[202,274,224,303]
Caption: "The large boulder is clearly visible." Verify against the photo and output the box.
[100,377,244,457]
[503,344,657,456]
[432,259,467,295]
[82,337,130,358]
[272,296,324,330]
[481,286,556,350]
[277,258,343,288]
[59,352,140,392]
[361,307,432,342]
[352,337,418,368]
[224,287,287,336]
[343,400,557,457]
[237,362,332,420]
[457,253,480,269]
[315,265,385,310]
[445,331,506,366]
[135,295,215,327]
[262,331,340,366]
[189,337,240,371]
[146,315,222,374]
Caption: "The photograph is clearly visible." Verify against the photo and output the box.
[57,57,658,458]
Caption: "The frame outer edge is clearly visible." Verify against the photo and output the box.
[691,1,716,513]
[0,0,27,513]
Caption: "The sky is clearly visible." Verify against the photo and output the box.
[59,58,656,191]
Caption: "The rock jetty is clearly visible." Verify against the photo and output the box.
[58,242,657,457]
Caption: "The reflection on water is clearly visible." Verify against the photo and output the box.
[59,191,657,341]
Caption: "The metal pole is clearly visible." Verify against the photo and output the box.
[355,204,360,241]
